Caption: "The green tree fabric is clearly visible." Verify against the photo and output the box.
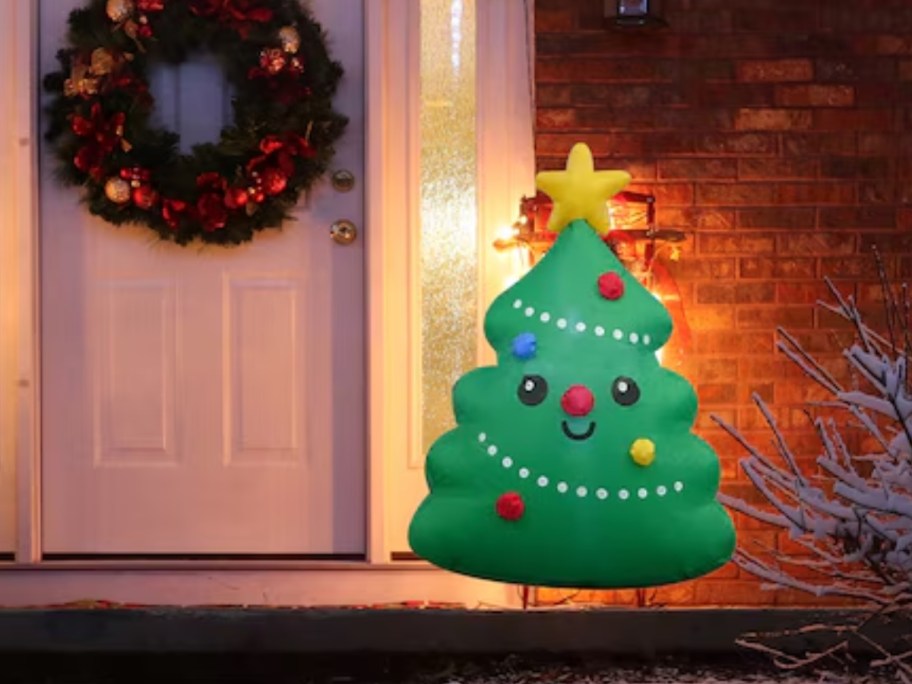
[409,220,735,588]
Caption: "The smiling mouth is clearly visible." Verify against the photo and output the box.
[561,420,596,441]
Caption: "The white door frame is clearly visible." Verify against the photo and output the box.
[0,0,532,607]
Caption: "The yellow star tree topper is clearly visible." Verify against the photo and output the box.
[536,143,631,235]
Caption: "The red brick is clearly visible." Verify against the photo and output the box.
[687,35,779,59]
[694,580,777,606]
[696,282,775,304]
[698,83,774,107]
[697,183,776,205]
[738,404,791,430]
[777,183,855,205]
[736,208,816,229]
[696,407,735,432]
[785,330,855,354]
[855,281,892,306]
[688,305,736,330]
[737,59,813,82]
[819,207,896,229]
[730,509,774,531]
[782,133,856,156]
[692,331,775,355]
[535,84,571,107]
[737,306,815,330]
[813,109,895,130]
[815,58,896,82]
[667,258,736,280]
[720,482,775,507]
[536,108,576,129]
[900,180,912,205]
[734,108,813,131]
[854,82,906,106]
[536,133,643,157]
[695,133,777,155]
[702,562,740,581]
[739,8,817,32]
[654,108,734,131]
[658,158,736,180]
[693,358,740,382]
[858,133,899,156]
[649,582,697,606]
[576,108,657,130]
[697,383,738,407]
[775,84,855,107]
[658,208,734,231]
[820,156,892,179]
[738,158,817,180]
[740,530,781,551]
[820,257,884,280]
[570,84,655,108]
[537,58,657,82]
[537,31,688,58]
[739,356,793,380]
[698,233,775,255]
[644,182,694,206]
[772,588,859,607]
[902,208,912,229]
[870,35,912,56]
[901,60,912,81]
[740,257,816,279]
[859,232,912,253]
[862,180,897,204]
[776,282,834,305]
[596,157,657,180]
[777,232,856,255]
[642,132,697,155]
[821,6,912,33]
[660,58,735,82]
[534,9,574,32]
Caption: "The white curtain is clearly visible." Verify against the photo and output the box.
[475,0,537,362]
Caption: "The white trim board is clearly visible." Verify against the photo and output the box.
[0,0,40,560]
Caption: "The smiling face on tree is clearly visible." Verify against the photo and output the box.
[408,145,734,588]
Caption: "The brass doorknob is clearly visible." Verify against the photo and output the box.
[330,219,358,245]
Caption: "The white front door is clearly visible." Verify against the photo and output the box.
[39,0,365,555]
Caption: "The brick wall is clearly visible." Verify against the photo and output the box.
[534,0,912,607]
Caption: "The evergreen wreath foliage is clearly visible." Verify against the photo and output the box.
[44,0,347,245]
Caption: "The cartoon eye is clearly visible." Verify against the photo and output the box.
[517,375,548,406]
[612,376,640,406]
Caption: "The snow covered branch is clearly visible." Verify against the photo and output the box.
[714,261,912,677]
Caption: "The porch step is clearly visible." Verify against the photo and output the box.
[0,607,901,656]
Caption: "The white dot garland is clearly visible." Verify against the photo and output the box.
[508,295,656,348]
[476,432,686,504]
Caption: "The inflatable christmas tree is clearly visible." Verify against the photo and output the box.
[408,143,735,588]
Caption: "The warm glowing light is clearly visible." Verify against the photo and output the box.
[649,289,665,365]
[494,224,518,243]
[502,274,521,290]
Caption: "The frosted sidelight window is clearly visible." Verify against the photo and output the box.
[420,0,477,453]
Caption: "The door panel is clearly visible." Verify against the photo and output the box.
[40,0,365,555]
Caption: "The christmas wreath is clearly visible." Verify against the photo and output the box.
[44,0,347,245]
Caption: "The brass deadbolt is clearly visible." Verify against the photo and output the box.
[331,169,356,193]
[330,219,358,245]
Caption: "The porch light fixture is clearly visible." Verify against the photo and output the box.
[603,0,666,28]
